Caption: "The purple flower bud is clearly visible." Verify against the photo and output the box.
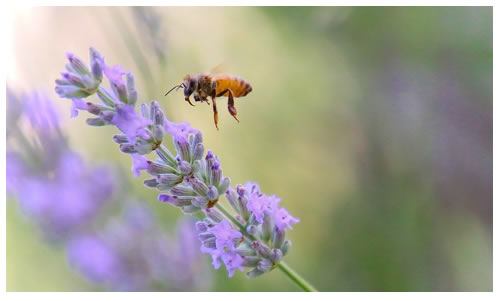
[242,256,260,267]
[247,267,265,278]
[170,185,196,196]
[189,177,209,196]
[120,143,137,154]
[86,103,103,115]
[236,184,245,198]
[195,221,208,232]
[174,137,191,162]
[225,189,241,214]
[202,237,216,249]
[270,248,283,263]
[86,117,106,126]
[205,150,214,160]
[66,52,89,75]
[100,111,115,122]
[192,196,208,208]
[206,186,219,201]
[153,125,164,142]
[55,85,90,98]
[246,225,258,235]
[89,47,103,82]
[262,214,273,241]
[256,259,272,273]
[179,160,192,175]
[192,143,204,161]
[61,72,84,87]
[113,134,129,144]
[111,82,128,105]
[217,177,230,195]
[210,165,222,188]
[140,103,150,119]
[204,208,224,223]
[280,240,291,256]
[146,161,177,176]
[154,110,164,126]
[126,73,137,105]
[135,142,154,155]
[198,232,215,241]
[158,194,192,207]
[143,178,159,188]
[251,240,272,258]
[235,245,255,257]
[157,174,183,186]
[193,132,203,146]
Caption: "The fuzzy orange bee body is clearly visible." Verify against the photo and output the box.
[165,72,253,130]
[214,75,253,98]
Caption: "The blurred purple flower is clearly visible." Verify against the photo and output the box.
[23,92,60,130]
[67,235,123,284]
[18,152,114,237]
[6,152,26,195]
[68,203,212,291]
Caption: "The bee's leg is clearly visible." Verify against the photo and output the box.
[211,96,219,130]
[185,97,195,106]
[216,88,238,122]
[226,90,239,123]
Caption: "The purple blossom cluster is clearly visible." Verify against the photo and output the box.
[68,204,211,291]
[55,47,300,278]
[7,91,211,291]
[198,182,299,278]
[7,92,113,239]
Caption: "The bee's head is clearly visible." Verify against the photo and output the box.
[183,74,197,98]
[164,75,197,99]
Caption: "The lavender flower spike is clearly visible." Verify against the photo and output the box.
[55,48,317,291]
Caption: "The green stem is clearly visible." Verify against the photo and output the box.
[277,261,318,292]
[214,203,318,292]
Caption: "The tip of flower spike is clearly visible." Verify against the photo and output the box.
[206,150,214,160]
[66,52,75,61]
[158,194,173,202]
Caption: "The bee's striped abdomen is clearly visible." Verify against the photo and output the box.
[215,75,253,98]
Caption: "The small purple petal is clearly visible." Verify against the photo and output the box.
[273,208,300,231]
[131,154,149,177]
[70,99,89,118]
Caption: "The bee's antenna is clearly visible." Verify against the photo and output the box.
[164,83,185,97]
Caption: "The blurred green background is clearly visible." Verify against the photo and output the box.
[7,6,492,291]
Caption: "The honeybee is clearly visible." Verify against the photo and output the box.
[165,71,253,130]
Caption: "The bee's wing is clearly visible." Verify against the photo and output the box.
[209,63,228,75]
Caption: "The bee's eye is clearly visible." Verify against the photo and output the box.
[184,78,196,96]
[189,78,196,88]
